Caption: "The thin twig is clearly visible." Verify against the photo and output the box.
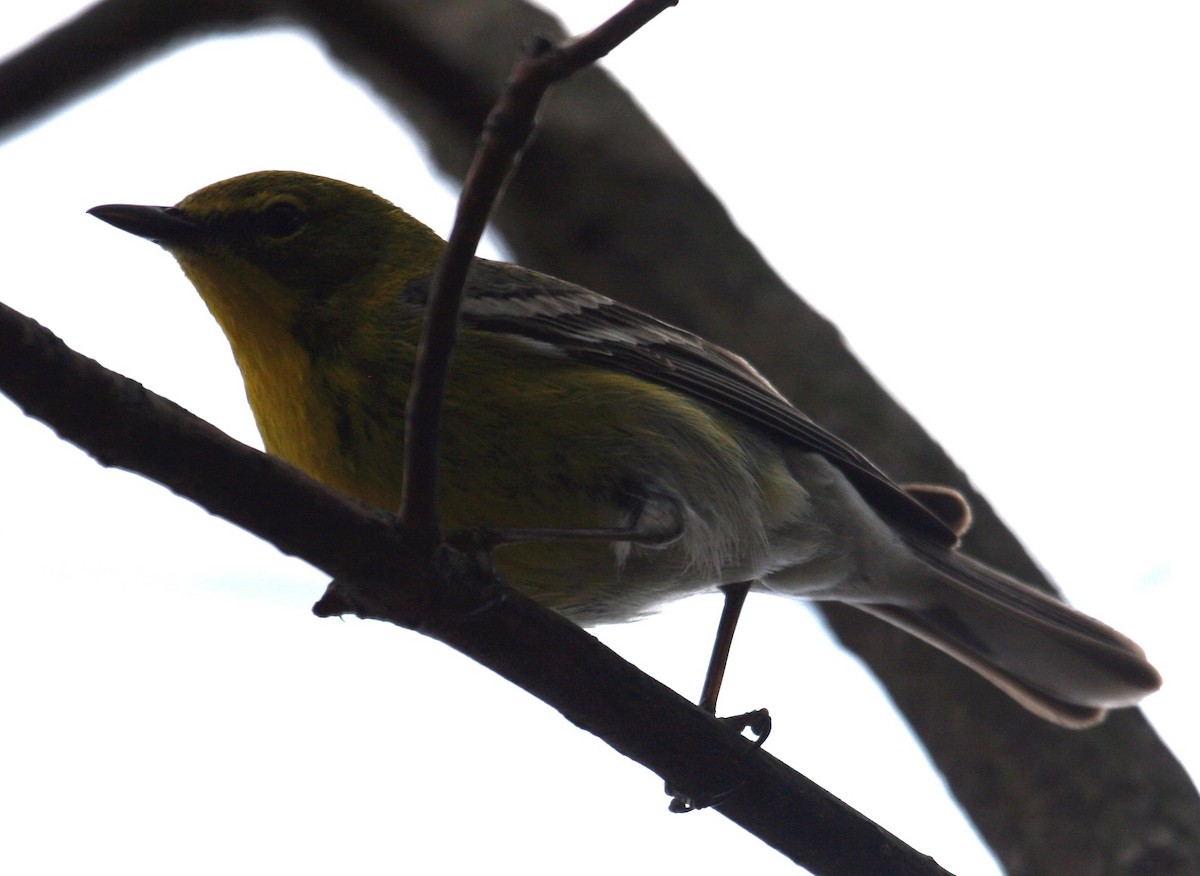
[398,0,678,531]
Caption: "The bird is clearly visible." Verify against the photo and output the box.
[88,170,1160,728]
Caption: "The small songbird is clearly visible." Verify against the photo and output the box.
[89,170,1160,727]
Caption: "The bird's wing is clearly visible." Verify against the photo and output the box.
[447,259,959,546]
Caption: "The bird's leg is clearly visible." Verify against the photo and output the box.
[666,582,771,813]
[698,582,770,742]
[698,581,751,714]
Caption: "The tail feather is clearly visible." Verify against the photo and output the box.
[864,538,1161,728]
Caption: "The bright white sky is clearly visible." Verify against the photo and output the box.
[1,3,1196,875]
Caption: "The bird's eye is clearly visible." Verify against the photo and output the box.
[258,201,306,238]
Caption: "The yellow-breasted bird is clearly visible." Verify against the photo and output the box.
[89,170,1160,728]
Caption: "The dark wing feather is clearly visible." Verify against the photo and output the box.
[449,259,958,546]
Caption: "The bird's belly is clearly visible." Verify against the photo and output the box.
[265,344,849,624]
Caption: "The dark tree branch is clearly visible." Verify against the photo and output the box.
[0,299,954,875]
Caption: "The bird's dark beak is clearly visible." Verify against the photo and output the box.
[88,204,204,248]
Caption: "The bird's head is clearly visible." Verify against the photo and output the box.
[89,170,444,350]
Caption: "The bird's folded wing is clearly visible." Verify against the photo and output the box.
[453,259,960,546]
